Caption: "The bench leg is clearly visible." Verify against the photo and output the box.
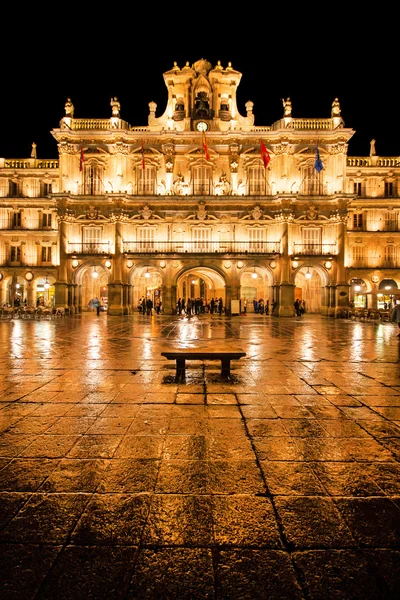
[175,358,186,381]
[221,358,231,377]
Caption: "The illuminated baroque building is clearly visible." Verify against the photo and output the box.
[0,58,399,316]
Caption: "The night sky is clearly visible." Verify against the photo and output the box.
[0,12,396,160]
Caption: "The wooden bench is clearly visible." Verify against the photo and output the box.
[161,348,246,381]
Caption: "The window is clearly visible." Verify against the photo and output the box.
[301,228,321,253]
[248,166,266,195]
[137,166,156,195]
[137,228,154,252]
[10,246,21,262]
[13,212,21,228]
[83,163,104,195]
[300,165,323,195]
[8,180,19,197]
[352,245,364,264]
[41,247,52,263]
[192,228,210,251]
[42,213,52,228]
[83,227,103,253]
[40,182,53,196]
[248,228,265,252]
[384,211,397,231]
[384,245,396,266]
[353,182,362,196]
[353,213,363,229]
[384,181,394,197]
[192,165,212,195]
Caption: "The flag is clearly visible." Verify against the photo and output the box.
[141,140,145,170]
[79,147,85,171]
[314,146,323,173]
[202,131,210,161]
[260,140,270,168]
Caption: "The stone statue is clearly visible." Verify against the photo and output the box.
[110,97,120,117]
[331,97,341,117]
[215,172,232,195]
[31,142,37,159]
[370,139,376,157]
[65,98,74,117]
[172,174,189,195]
[282,97,292,117]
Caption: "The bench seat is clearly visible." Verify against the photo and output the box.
[161,348,246,381]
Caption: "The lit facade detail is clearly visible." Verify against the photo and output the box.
[0,58,399,315]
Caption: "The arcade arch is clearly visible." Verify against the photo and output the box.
[72,263,109,312]
[293,264,330,314]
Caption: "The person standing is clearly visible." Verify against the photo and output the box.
[218,297,223,316]
[146,297,153,316]
[391,302,400,336]
[210,298,215,314]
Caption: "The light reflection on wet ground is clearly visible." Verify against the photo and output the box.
[0,312,400,599]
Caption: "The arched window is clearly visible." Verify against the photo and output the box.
[300,165,324,195]
[248,165,266,195]
[83,163,104,195]
[137,166,157,195]
[192,165,212,195]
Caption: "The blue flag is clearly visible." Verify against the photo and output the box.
[314,146,323,173]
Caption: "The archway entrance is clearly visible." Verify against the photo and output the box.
[240,266,271,314]
[79,265,108,312]
[294,266,323,313]
[176,267,225,314]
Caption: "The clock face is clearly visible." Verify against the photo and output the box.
[196,121,208,132]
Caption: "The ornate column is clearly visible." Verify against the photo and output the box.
[333,209,350,313]
[54,210,72,309]
[277,208,295,316]
[108,212,127,315]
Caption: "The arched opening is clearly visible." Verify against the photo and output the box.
[378,278,399,310]
[176,267,225,315]
[240,266,272,314]
[293,265,324,313]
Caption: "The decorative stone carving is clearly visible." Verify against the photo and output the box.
[251,206,263,220]
[86,205,99,220]
[141,205,153,220]
[196,202,207,220]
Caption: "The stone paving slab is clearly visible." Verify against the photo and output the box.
[0,312,400,599]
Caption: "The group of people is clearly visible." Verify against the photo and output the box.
[294,299,306,317]
[176,297,224,316]
[138,297,162,315]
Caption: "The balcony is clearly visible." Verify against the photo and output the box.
[67,242,111,255]
[292,243,337,257]
[122,241,281,255]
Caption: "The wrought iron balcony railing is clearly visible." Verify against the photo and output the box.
[122,241,281,255]
[292,243,337,256]
[67,242,111,255]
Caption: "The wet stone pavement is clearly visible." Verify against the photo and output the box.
[0,311,400,599]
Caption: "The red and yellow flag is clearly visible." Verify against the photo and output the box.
[202,132,210,161]
[260,140,270,168]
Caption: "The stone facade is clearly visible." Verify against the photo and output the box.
[0,59,399,316]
